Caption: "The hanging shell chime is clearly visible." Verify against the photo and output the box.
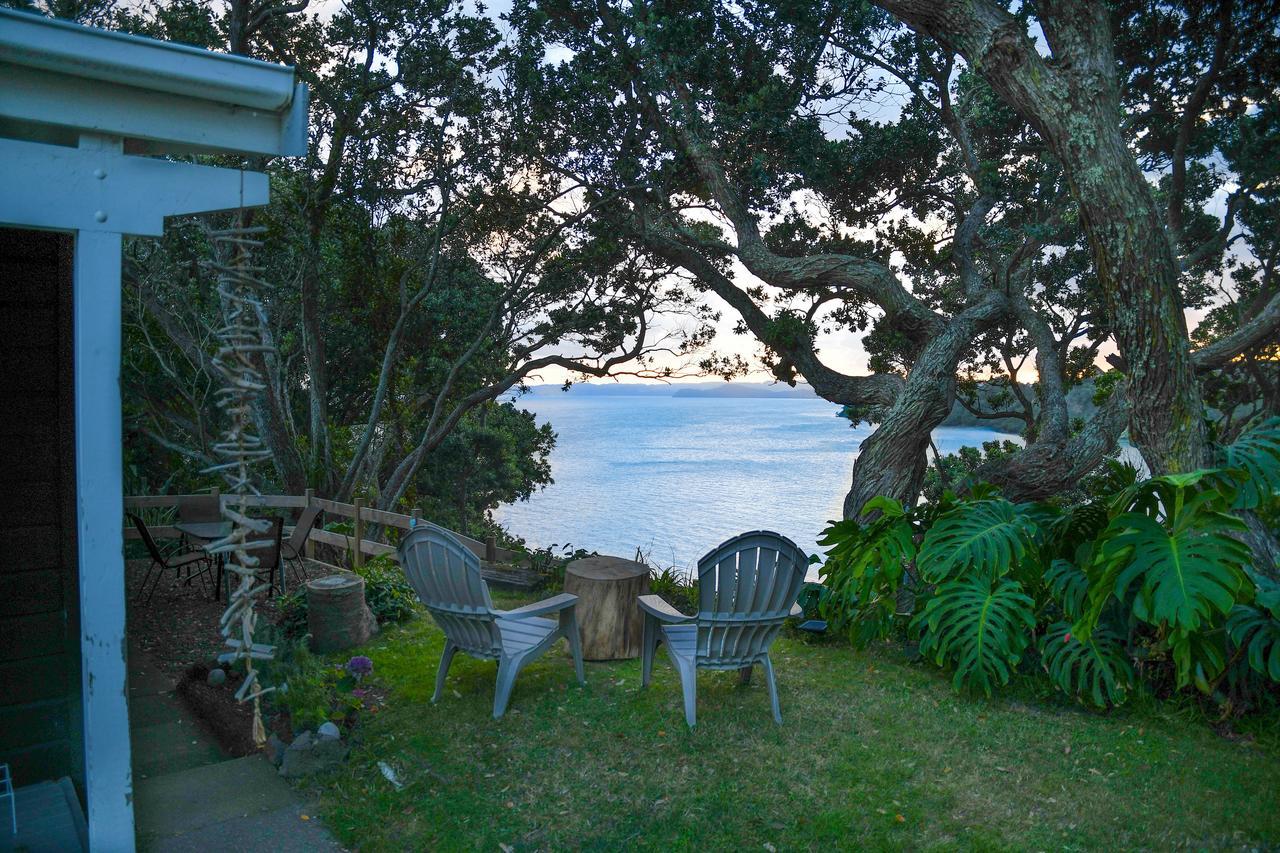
[203,221,278,747]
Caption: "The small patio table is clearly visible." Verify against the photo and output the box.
[175,521,233,600]
[174,521,233,542]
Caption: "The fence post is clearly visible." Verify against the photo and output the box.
[353,497,365,570]
[304,488,316,560]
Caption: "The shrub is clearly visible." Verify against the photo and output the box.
[257,632,369,733]
[648,564,698,614]
[356,555,417,624]
[818,418,1280,712]
[511,542,593,587]
[275,554,417,640]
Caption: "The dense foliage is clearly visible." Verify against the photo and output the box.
[819,419,1280,711]
[18,0,718,525]
[256,635,370,733]
[277,555,417,640]
[512,0,1280,528]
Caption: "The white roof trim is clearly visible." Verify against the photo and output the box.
[0,8,308,157]
[0,8,295,109]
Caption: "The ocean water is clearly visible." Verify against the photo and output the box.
[493,394,1022,572]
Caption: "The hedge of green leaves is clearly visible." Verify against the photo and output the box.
[819,419,1280,710]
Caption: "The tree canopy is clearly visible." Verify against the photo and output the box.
[509,0,1280,535]
[11,0,1278,540]
[96,0,717,516]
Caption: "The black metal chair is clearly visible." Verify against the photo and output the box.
[280,505,322,592]
[217,516,285,599]
[129,513,212,603]
[176,494,221,550]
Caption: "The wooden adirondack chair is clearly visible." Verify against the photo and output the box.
[639,530,807,727]
[398,524,586,718]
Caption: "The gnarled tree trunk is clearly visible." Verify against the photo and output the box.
[874,0,1210,476]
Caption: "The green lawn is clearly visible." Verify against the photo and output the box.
[301,595,1280,851]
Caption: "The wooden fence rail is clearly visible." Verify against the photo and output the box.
[122,491,516,566]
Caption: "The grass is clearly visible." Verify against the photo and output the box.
[300,593,1280,851]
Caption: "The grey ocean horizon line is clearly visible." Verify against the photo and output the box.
[509,379,1102,434]
[494,394,1030,574]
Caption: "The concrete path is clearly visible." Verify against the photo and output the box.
[128,643,344,852]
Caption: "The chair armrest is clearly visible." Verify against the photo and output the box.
[638,594,693,623]
[494,592,578,620]
[789,602,803,619]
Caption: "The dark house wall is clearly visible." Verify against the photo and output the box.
[0,227,84,793]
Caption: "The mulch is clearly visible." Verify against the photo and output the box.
[175,663,260,756]
[125,556,332,679]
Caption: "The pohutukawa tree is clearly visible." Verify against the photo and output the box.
[116,0,715,510]
[511,0,1280,525]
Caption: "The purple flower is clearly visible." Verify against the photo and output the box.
[346,655,374,679]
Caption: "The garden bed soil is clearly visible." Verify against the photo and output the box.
[175,664,260,756]
[176,663,297,756]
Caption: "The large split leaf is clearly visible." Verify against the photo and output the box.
[1078,480,1250,639]
[913,576,1035,695]
[1223,417,1280,510]
[1227,604,1280,682]
[917,499,1039,583]
[1110,509,1248,631]
[1039,622,1134,707]
[818,496,918,644]
[1044,558,1089,621]
[1171,629,1228,693]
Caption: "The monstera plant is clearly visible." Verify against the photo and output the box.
[818,418,1280,709]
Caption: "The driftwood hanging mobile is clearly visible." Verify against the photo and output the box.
[202,221,277,747]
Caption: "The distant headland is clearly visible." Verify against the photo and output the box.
[512,380,1101,431]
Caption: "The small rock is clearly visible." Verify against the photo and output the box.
[279,731,348,779]
[206,668,227,686]
[265,734,286,767]
[317,721,341,741]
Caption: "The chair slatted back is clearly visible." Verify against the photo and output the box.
[287,505,323,555]
[695,531,807,666]
[128,513,167,564]
[398,525,501,658]
[178,494,221,524]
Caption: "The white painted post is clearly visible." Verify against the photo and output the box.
[73,217,136,851]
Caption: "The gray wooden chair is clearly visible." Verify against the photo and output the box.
[639,530,807,727]
[398,524,585,718]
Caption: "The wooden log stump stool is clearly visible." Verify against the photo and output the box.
[564,556,650,660]
[306,573,376,653]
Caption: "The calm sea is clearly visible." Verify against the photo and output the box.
[493,394,1022,572]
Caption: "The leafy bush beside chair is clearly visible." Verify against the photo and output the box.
[818,418,1280,710]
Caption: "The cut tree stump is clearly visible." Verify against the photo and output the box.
[564,556,650,660]
[306,573,376,653]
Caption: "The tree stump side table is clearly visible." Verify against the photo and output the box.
[307,573,377,653]
[563,556,650,660]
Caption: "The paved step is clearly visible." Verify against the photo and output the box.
[129,690,190,728]
[134,755,342,852]
[127,620,344,851]
[132,719,227,779]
